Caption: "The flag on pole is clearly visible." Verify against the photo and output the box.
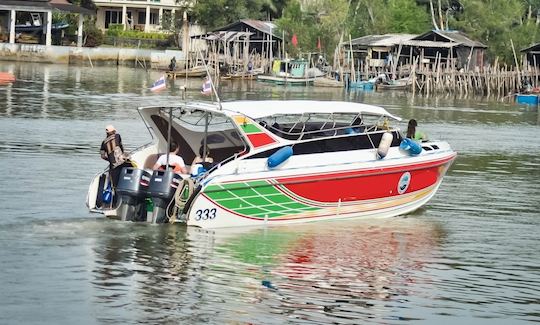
[292,33,298,47]
[150,75,166,92]
[317,37,321,50]
[201,78,212,95]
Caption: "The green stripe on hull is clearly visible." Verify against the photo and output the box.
[203,180,321,219]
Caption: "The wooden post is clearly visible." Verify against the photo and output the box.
[511,39,521,83]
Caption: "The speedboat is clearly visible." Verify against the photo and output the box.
[86,100,456,228]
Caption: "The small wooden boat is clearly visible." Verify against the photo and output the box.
[221,73,259,81]
[166,66,210,79]
[313,77,343,88]
[375,77,412,91]
[257,75,316,85]
[0,72,15,84]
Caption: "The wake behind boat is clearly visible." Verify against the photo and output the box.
[87,100,456,228]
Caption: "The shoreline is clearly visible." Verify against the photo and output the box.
[0,43,181,68]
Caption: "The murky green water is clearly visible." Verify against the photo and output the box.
[0,62,539,324]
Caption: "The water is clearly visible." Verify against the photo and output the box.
[0,62,539,324]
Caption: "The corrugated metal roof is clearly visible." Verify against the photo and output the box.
[520,43,540,53]
[193,31,254,42]
[241,19,279,38]
[403,40,456,48]
[349,34,418,47]
[350,31,486,49]
[415,30,487,48]
[212,19,281,40]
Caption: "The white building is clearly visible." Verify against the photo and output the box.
[93,0,191,32]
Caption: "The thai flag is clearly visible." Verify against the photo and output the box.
[201,78,212,95]
[150,75,166,92]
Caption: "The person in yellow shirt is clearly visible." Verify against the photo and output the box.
[406,119,427,141]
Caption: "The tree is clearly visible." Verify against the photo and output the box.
[191,0,280,30]
[387,0,431,33]
[348,0,430,36]
[448,0,539,64]
[277,0,349,57]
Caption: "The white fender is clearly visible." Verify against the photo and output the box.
[377,132,393,159]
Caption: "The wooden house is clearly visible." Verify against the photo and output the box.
[346,30,487,72]
[521,43,540,66]
[192,19,282,56]
[408,30,487,70]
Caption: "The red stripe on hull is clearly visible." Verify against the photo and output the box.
[276,156,455,203]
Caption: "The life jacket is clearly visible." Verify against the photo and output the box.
[102,133,125,167]
[158,164,184,174]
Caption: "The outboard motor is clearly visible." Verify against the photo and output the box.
[116,167,151,221]
[146,170,182,223]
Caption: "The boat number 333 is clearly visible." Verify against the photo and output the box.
[194,208,217,221]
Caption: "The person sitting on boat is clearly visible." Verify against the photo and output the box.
[100,125,129,189]
[190,145,214,175]
[406,119,427,141]
[247,61,253,74]
[153,141,188,174]
[168,56,176,72]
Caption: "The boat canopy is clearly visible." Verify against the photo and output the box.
[220,100,402,121]
[138,100,402,124]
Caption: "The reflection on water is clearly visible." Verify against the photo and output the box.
[219,219,445,323]
[0,62,539,324]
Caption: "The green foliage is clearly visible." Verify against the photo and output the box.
[192,0,260,29]
[277,0,349,57]
[84,21,103,47]
[105,26,169,40]
[348,0,430,36]
[386,0,431,34]
[448,0,539,64]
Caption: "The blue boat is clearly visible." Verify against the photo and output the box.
[515,94,539,105]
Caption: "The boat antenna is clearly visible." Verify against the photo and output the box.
[197,48,222,110]
[165,106,172,170]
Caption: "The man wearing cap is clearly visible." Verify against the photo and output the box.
[100,124,126,189]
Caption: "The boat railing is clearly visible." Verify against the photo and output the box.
[194,144,250,184]
[265,121,396,142]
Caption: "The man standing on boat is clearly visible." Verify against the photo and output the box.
[100,125,127,189]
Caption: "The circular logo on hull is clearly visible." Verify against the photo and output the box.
[398,172,411,194]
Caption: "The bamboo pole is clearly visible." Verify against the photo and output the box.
[511,39,521,84]
[349,34,355,83]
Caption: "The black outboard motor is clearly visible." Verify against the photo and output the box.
[146,170,182,223]
[116,167,151,221]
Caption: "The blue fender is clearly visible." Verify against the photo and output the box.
[267,146,293,168]
[400,138,422,156]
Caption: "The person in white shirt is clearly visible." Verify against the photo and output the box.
[152,141,188,174]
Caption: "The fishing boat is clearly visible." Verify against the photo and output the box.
[257,59,321,85]
[87,100,456,229]
[313,76,343,88]
[220,68,263,80]
[375,77,412,91]
[515,93,539,105]
[166,66,209,79]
